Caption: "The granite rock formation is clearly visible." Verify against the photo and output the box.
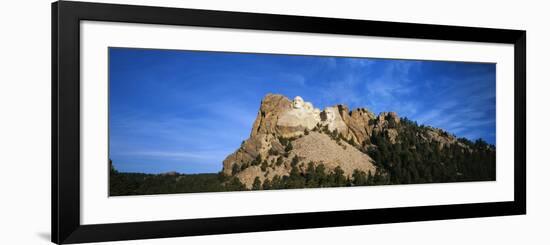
[222,94,464,188]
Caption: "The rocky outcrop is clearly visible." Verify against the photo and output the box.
[371,112,400,144]
[320,106,348,133]
[277,96,321,137]
[250,94,293,137]
[223,94,297,176]
[222,94,463,188]
[422,127,465,149]
[346,108,376,146]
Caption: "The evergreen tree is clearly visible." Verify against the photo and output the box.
[276,156,284,166]
[261,160,268,171]
[231,164,240,175]
[252,177,261,190]
[352,169,367,186]
[291,155,300,167]
[262,178,272,190]
[333,166,346,186]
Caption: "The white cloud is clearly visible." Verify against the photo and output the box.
[279,73,306,86]
[119,150,229,162]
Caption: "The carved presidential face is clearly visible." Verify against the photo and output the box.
[321,108,336,122]
[313,108,321,121]
[292,96,304,109]
[304,102,313,111]
[326,109,335,121]
[313,108,321,115]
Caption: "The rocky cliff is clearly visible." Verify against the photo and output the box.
[222,94,469,188]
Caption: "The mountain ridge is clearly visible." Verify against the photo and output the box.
[222,94,480,188]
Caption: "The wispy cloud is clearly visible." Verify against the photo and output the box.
[361,60,423,116]
[117,150,230,161]
[411,70,496,141]
[278,73,306,86]
[318,75,365,108]
[365,60,420,97]
[109,102,256,172]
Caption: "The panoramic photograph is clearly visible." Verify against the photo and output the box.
[108,47,496,196]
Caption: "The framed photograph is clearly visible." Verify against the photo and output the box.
[52,1,526,244]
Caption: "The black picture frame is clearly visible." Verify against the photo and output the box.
[52,1,526,244]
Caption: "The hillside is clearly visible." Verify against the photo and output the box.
[222,94,495,188]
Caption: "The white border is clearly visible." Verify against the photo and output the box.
[81,21,515,225]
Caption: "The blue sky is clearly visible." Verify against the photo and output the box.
[109,47,496,174]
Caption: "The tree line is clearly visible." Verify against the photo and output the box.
[365,117,496,184]
[109,117,495,195]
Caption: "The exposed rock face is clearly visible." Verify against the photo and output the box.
[346,108,376,146]
[222,94,463,188]
[371,112,401,144]
[222,134,265,175]
[250,94,292,137]
[235,166,265,188]
[291,132,376,177]
[422,127,465,149]
[277,96,321,137]
[320,106,348,134]
[232,132,376,189]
